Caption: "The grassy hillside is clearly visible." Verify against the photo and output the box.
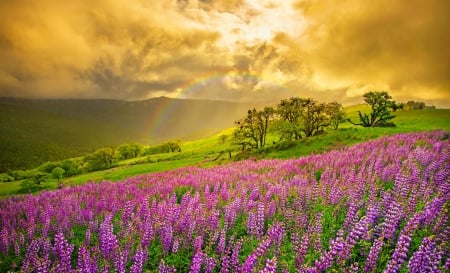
[0,97,257,171]
[0,107,448,197]
[61,108,450,186]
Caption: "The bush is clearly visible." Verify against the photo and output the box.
[0,173,15,182]
[17,179,44,194]
[38,161,62,173]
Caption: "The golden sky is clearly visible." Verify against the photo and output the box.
[0,0,449,106]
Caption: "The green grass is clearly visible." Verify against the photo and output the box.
[0,181,21,197]
[1,108,449,196]
[63,128,236,185]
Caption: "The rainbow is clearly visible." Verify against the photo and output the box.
[146,70,294,142]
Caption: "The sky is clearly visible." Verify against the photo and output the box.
[0,0,449,107]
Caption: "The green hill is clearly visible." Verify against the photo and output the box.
[61,107,450,186]
[0,97,259,171]
[0,103,139,171]
[0,106,449,197]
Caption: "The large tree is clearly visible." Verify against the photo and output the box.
[275,97,334,139]
[233,107,275,150]
[275,98,303,140]
[325,102,346,130]
[299,99,330,137]
[84,148,118,171]
[349,91,396,127]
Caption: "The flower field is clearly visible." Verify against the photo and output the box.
[0,131,449,272]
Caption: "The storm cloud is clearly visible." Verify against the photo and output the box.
[0,0,448,106]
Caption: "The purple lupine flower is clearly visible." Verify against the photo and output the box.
[314,229,344,271]
[114,249,129,273]
[256,203,265,237]
[77,245,98,273]
[407,237,442,273]
[364,236,384,272]
[219,248,231,273]
[312,212,323,252]
[246,211,257,236]
[204,255,217,273]
[53,232,74,273]
[296,233,310,267]
[141,219,154,248]
[384,228,413,273]
[0,228,9,254]
[21,239,41,272]
[160,224,173,253]
[231,238,243,272]
[130,248,147,273]
[172,236,180,253]
[99,215,118,259]
[189,251,204,273]
[193,235,203,253]
[216,228,227,256]
[159,260,176,273]
[260,256,277,273]
[267,222,285,256]
[242,253,258,273]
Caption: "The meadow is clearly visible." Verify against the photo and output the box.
[0,130,448,272]
[64,108,450,186]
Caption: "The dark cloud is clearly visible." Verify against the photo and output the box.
[295,0,450,106]
[0,0,448,107]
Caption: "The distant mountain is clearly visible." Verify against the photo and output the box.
[0,97,259,171]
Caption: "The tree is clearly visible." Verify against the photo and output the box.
[51,167,65,182]
[275,98,303,140]
[299,99,330,137]
[117,144,132,159]
[218,134,228,144]
[274,97,333,139]
[348,91,396,127]
[129,143,144,157]
[163,141,181,152]
[28,170,49,185]
[233,107,275,150]
[61,159,82,176]
[325,102,346,130]
[84,148,118,171]
[117,143,144,159]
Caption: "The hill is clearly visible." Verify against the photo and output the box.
[0,97,258,171]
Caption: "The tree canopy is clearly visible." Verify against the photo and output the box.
[348,91,396,127]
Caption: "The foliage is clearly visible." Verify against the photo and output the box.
[276,97,304,140]
[117,143,144,159]
[84,148,118,171]
[144,141,181,155]
[27,170,50,185]
[348,91,397,127]
[0,173,14,182]
[296,98,330,137]
[61,159,82,176]
[233,107,275,150]
[17,179,44,194]
[51,167,65,182]
[218,134,228,144]
[0,131,448,272]
[325,102,346,130]
[37,161,62,173]
[235,98,346,148]
[165,141,182,152]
